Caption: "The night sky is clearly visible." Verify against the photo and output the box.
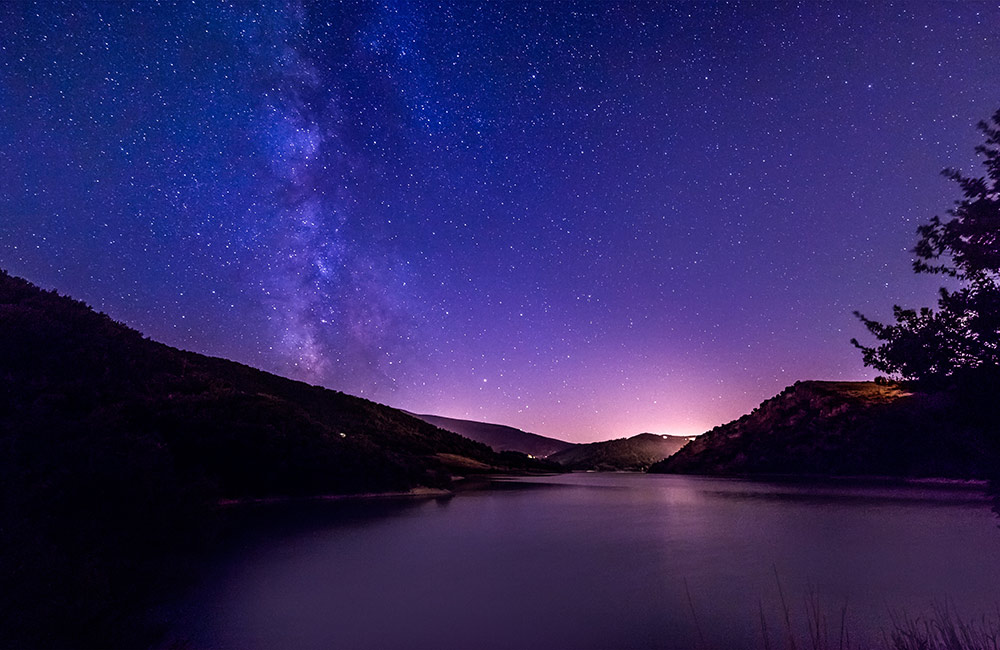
[2,2,998,441]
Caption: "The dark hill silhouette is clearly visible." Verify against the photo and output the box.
[406,412,575,458]
[405,413,691,471]
[548,433,693,471]
[0,269,546,647]
[650,381,993,478]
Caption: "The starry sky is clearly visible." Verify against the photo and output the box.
[2,1,998,442]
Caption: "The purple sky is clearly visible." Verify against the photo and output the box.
[2,1,998,442]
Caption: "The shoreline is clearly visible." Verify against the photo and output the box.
[652,470,991,490]
[215,471,991,508]
[216,486,454,507]
[215,471,569,508]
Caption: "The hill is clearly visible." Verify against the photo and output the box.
[0,270,544,647]
[548,433,693,471]
[405,414,691,471]
[649,381,993,478]
[406,412,575,458]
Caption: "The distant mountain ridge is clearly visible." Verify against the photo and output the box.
[405,412,575,458]
[549,432,693,471]
[650,380,992,479]
[406,413,693,470]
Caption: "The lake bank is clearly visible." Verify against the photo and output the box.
[216,485,454,507]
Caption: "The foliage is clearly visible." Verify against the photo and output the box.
[852,110,1000,384]
[649,381,992,478]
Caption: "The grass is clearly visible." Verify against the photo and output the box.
[880,603,1000,650]
[687,572,1000,650]
[760,580,1000,650]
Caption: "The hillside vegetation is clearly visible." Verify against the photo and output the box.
[650,381,994,478]
[0,270,543,647]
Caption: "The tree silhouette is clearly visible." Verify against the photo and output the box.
[852,110,1000,384]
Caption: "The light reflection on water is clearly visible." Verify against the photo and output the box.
[163,473,1000,650]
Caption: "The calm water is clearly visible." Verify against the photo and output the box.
[163,473,1000,649]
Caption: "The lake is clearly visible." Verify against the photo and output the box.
[162,473,1000,649]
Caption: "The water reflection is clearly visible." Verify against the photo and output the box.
[163,474,1000,650]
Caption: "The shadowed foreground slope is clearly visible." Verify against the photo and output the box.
[0,270,543,647]
[650,381,993,478]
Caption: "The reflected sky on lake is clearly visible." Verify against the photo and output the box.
[163,474,1000,650]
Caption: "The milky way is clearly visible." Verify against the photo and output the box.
[2,1,999,440]
[246,3,415,393]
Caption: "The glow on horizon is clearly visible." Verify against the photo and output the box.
[394,375,826,443]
